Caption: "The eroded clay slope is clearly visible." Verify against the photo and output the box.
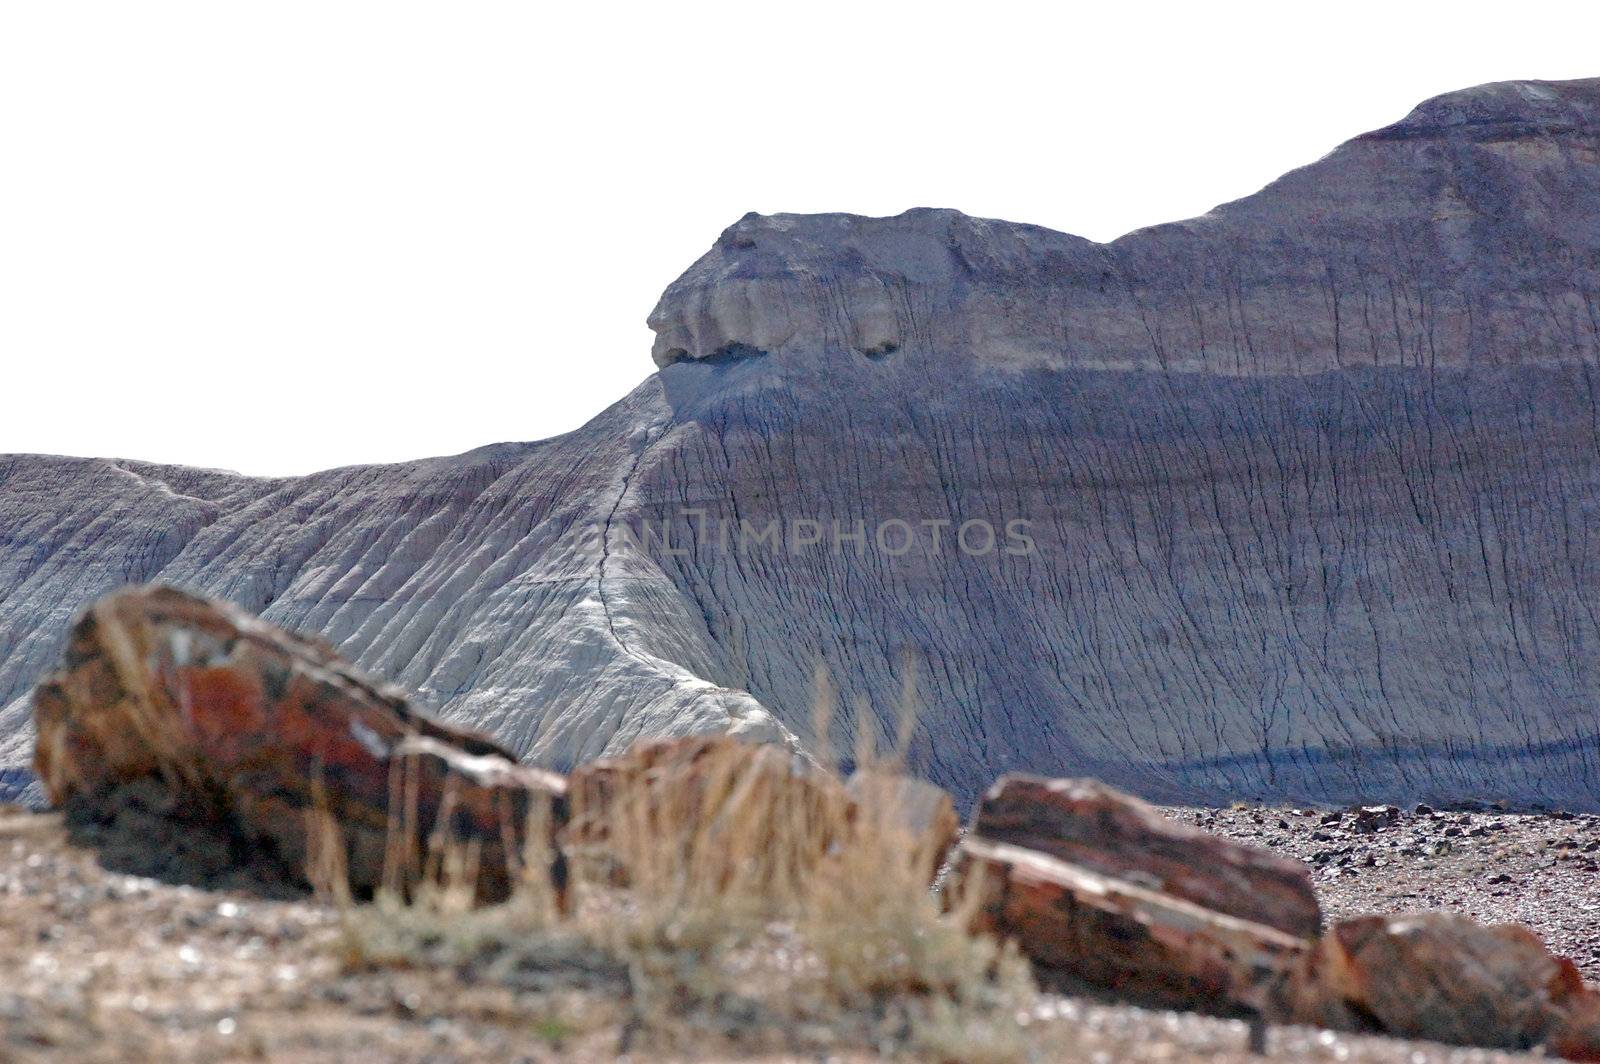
[4,78,1598,807]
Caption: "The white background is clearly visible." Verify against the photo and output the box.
[3,2,1597,475]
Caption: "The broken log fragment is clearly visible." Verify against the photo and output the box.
[1301,913,1600,1058]
[958,773,1600,1060]
[562,737,961,898]
[951,835,1311,1018]
[973,774,1321,938]
[561,735,854,900]
[846,769,961,877]
[33,584,566,901]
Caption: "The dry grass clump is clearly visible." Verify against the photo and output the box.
[563,735,853,916]
[327,682,1038,1060]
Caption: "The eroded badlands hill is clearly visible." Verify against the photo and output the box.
[3,78,1599,807]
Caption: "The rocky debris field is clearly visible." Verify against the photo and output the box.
[0,802,1559,1064]
[1170,804,1600,980]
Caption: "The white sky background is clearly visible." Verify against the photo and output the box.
[2,3,1597,476]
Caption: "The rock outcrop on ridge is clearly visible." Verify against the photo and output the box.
[4,77,1600,808]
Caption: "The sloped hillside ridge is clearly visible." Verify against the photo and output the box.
[3,77,1599,808]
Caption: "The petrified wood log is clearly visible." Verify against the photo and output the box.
[32,585,566,900]
[561,735,854,898]
[973,774,1320,938]
[958,771,1600,1060]
[1302,913,1600,1059]
[847,769,961,873]
[952,836,1311,1018]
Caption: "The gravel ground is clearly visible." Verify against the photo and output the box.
[1166,803,1600,980]
[0,800,1573,1062]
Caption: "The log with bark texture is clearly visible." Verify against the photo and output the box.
[958,774,1600,1059]
[973,774,1320,937]
[33,584,567,901]
[1301,913,1600,1058]
[952,836,1312,1018]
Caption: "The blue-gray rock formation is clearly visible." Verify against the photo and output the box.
[4,77,1600,808]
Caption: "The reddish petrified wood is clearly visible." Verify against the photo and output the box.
[1301,913,1600,1058]
[973,774,1321,938]
[953,836,1311,1018]
[33,585,566,901]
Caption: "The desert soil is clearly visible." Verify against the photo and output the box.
[1,798,1585,1063]
[1169,802,1600,980]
